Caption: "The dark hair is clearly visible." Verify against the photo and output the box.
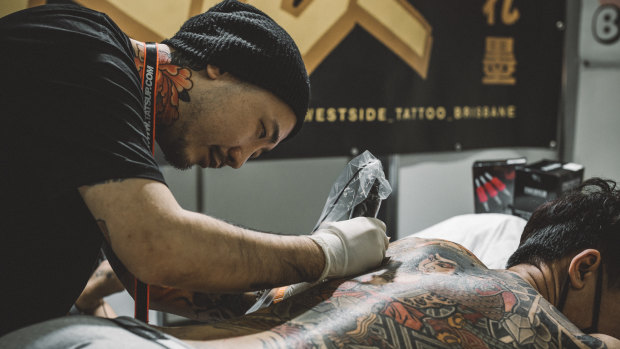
[506,178,620,289]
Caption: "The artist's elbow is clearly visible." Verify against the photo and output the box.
[127,247,169,286]
[109,226,177,286]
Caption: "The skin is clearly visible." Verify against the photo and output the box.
[78,236,620,347]
[100,238,261,322]
[73,261,123,318]
[131,40,294,170]
[77,41,329,317]
[154,237,619,348]
[162,66,294,170]
[509,250,620,341]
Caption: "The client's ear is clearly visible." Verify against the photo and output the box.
[567,249,601,289]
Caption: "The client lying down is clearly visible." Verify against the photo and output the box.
[1,178,618,348]
[167,221,616,348]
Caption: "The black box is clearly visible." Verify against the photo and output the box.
[513,160,584,220]
[472,158,527,214]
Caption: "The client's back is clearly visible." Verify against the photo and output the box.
[167,237,603,348]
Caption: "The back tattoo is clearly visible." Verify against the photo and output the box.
[170,238,606,348]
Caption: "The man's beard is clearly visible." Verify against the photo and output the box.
[156,126,192,170]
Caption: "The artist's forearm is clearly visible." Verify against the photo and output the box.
[75,279,112,312]
[104,242,262,322]
[126,209,324,292]
[75,260,124,312]
[82,179,324,294]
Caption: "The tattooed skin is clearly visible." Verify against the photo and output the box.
[100,238,258,323]
[163,237,605,349]
[132,41,193,125]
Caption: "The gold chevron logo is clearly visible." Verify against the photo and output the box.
[47,0,432,78]
[245,0,433,77]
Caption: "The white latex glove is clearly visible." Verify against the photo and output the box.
[308,217,389,282]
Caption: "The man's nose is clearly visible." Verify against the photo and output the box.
[226,146,252,169]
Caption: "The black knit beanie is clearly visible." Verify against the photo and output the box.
[162,0,309,140]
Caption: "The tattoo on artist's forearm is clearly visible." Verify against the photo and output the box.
[152,290,256,322]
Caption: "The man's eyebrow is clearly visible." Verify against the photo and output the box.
[270,120,280,144]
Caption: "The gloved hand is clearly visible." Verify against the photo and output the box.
[308,217,389,282]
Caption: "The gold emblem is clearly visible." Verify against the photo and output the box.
[482,37,517,85]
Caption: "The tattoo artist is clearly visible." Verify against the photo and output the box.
[0,0,389,336]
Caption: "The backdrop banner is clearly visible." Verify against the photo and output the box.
[260,0,566,159]
[54,0,566,159]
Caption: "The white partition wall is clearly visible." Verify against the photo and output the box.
[396,148,558,237]
[571,0,620,180]
[195,147,555,240]
[202,157,349,235]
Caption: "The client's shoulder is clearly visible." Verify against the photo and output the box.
[387,236,487,274]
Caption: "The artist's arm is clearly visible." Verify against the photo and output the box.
[79,178,387,296]
[73,260,123,318]
[102,241,258,321]
[78,178,324,293]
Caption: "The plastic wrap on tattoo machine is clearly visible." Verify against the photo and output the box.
[246,151,391,314]
[312,150,392,231]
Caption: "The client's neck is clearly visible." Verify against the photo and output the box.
[507,262,563,307]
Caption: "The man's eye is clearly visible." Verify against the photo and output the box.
[259,121,267,138]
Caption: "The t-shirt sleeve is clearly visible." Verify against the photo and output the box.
[50,43,165,191]
[60,46,166,188]
[1,6,166,196]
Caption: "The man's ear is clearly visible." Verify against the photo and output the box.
[567,249,601,289]
[205,64,224,79]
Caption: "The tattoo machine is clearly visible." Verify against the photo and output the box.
[246,150,392,314]
[312,150,391,228]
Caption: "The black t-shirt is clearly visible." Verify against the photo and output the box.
[0,4,166,334]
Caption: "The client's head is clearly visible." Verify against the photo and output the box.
[507,177,620,337]
[506,177,620,289]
